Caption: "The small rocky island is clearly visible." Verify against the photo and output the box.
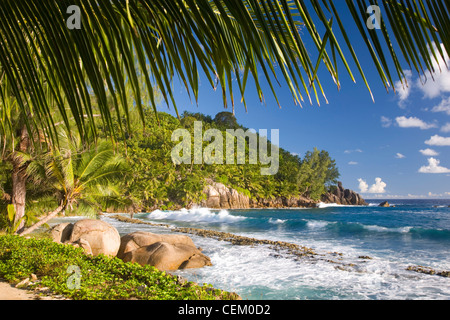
[379,201,390,207]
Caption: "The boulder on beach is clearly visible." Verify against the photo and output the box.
[118,231,212,271]
[50,222,73,243]
[69,219,121,257]
[117,231,196,259]
[122,241,212,271]
[50,219,121,257]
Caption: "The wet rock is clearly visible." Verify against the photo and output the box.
[379,201,390,207]
[406,265,450,278]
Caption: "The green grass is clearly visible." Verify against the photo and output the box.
[0,235,240,300]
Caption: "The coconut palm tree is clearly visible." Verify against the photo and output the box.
[1,0,449,226]
[19,133,129,236]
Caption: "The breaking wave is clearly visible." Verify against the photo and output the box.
[144,207,246,224]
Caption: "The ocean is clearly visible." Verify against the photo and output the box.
[53,199,450,300]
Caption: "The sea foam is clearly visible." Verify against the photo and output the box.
[306,220,332,229]
[317,202,358,208]
[145,207,246,223]
[268,218,287,224]
[362,224,413,233]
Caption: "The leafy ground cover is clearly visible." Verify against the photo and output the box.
[0,235,239,300]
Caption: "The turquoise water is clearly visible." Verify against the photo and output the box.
[90,199,450,300]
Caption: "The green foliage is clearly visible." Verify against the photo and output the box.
[297,148,340,201]
[213,112,239,130]
[0,105,340,229]
[0,235,239,300]
[2,205,23,234]
[27,132,131,217]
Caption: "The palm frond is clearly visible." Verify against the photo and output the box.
[0,0,448,147]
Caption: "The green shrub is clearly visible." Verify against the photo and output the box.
[0,235,239,300]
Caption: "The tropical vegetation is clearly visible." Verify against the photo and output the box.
[1,109,338,229]
[120,110,340,212]
[0,0,449,302]
[1,0,449,234]
[0,234,240,300]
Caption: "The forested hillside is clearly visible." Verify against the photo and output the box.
[118,110,340,211]
[1,108,341,230]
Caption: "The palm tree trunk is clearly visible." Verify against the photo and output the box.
[19,202,65,236]
[12,125,30,234]
[11,166,27,233]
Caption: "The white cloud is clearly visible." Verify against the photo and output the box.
[396,116,437,130]
[348,161,358,165]
[368,178,387,193]
[431,97,450,115]
[381,116,392,128]
[395,70,413,107]
[428,192,440,198]
[394,44,450,105]
[419,148,439,156]
[418,157,450,174]
[441,123,450,133]
[427,192,450,198]
[407,194,427,199]
[395,153,406,159]
[418,43,450,99]
[344,149,363,154]
[358,178,369,193]
[425,135,450,146]
[358,177,387,194]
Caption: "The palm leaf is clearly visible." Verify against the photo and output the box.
[0,0,449,148]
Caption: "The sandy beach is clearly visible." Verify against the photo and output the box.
[0,281,58,300]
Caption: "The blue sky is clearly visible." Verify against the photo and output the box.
[159,4,450,199]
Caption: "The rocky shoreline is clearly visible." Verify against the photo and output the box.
[111,214,316,258]
[109,214,450,279]
[200,180,367,210]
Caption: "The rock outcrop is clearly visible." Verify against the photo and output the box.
[201,182,249,209]
[119,231,212,271]
[50,219,121,257]
[249,196,317,208]
[201,180,317,209]
[321,182,368,206]
[200,180,366,209]
[379,201,390,207]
